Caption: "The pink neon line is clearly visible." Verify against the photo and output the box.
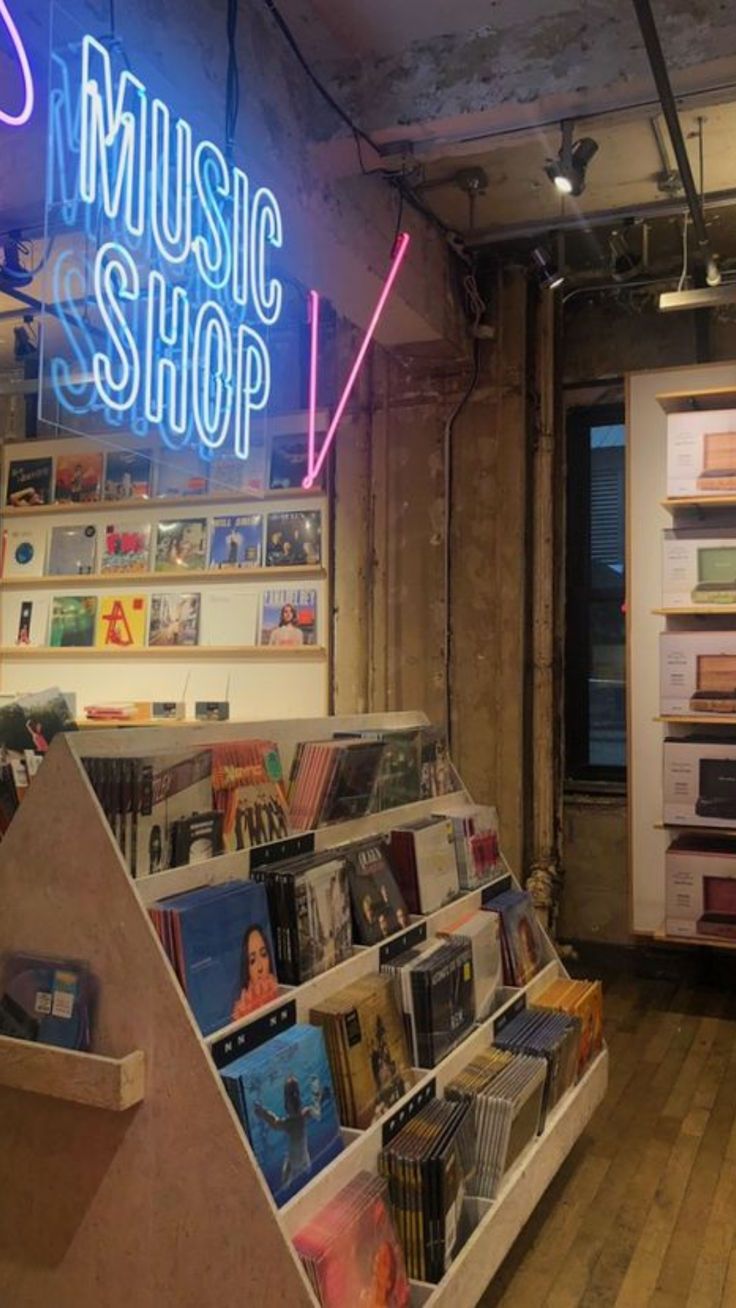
[303,232,411,488]
[304,290,320,489]
[0,1,34,127]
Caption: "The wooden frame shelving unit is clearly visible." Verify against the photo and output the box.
[0,711,607,1307]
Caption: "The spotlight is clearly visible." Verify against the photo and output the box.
[545,123,599,198]
[609,229,641,282]
[531,246,564,291]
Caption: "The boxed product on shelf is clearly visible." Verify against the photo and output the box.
[663,736,736,828]
[310,973,413,1128]
[220,1023,344,1206]
[294,1171,410,1308]
[149,878,278,1033]
[666,408,736,497]
[660,630,736,716]
[386,816,460,913]
[665,835,736,939]
[662,526,736,607]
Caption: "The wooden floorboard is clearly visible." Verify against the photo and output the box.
[476,973,736,1308]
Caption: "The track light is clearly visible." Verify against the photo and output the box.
[545,122,599,198]
[531,246,564,291]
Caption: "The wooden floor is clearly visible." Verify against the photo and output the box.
[478,970,736,1308]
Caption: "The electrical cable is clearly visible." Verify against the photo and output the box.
[225,0,240,162]
[678,213,689,292]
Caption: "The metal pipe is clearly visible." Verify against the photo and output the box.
[631,0,719,282]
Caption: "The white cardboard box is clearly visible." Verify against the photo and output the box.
[662,527,736,607]
[667,408,736,497]
[663,738,736,828]
[666,840,736,936]
[660,630,736,717]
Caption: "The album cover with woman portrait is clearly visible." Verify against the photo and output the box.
[221,1023,343,1206]
[149,878,278,1035]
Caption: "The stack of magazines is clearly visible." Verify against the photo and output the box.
[287,739,385,830]
[293,1172,410,1308]
[534,977,604,1077]
[444,1048,547,1198]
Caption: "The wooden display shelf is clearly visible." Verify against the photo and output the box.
[0,565,326,589]
[1,487,324,518]
[656,386,736,414]
[653,929,736,953]
[0,1036,144,1111]
[661,495,736,512]
[0,645,326,660]
[656,714,736,725]
[653,606,736,616]
[654,821,736,837]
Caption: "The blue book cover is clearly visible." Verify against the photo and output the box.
[161,880,279,1034]
[209,515,263,569]
[222,1024,343,1205]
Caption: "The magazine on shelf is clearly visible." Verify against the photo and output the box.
[95,596,147,649]
[49,595,97,648]
[148,593,201,647]
[259,588,317,647]
[100,523,151,574]
[47,524,97,576]
[155,519,208,571]
[220,1023,343,1206]
[6,456,53,507]
[265,510,322,566]
[149,878,277,1033]
[103,449,153,500]
[54,452,103,504]
[2,526,46,577]
[208,515,263,569]
[5,596,49,647]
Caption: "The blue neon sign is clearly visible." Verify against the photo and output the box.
[44,26,284,460]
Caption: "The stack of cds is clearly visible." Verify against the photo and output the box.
[310,974,412,1128]
[287,739,385,830]
[432,803,501,890]
[382,936,475,1068]
[483,888,545,986]
[293,1172,410,1308]
[251,853,353,985]
[378,1098,473,1283]
[493,1006,582,1122]
[534,978,604,1077]
[444,1048,547,1198]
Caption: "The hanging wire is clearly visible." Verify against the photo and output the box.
[225,0,240,163]
[677,213,689,292]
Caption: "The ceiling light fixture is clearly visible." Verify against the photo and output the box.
[531,246,564,291]
[545,121,599,198]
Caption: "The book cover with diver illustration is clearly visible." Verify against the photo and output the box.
[221,1023,343,1206]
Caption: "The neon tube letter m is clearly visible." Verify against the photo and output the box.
[79,35,147,236]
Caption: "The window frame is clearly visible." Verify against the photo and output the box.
[565,401,627,788]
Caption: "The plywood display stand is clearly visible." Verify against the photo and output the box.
[627,362,736,937]
[0,711,608,1308]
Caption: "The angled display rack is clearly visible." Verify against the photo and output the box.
[0,711,607,1307]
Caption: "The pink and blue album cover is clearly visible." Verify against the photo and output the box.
[150,879,278,1035]
[221,1024,343,1206]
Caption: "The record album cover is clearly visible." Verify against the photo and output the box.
[209,514,262,569]
[96,595,147,649]
[6,596,49,647]
[154,448,209,497]
[259,588,317,647]
[155,519,207,571]
[148,593,200,646]
[54,452,103,503]
[2,526,46,578]
[268,434,316,491]
[101,523,151,574]
[6,456,53,507]
[265,510,322,566]
[49,596,97,647]
[47,524,97,576]
[104,449,153,500]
